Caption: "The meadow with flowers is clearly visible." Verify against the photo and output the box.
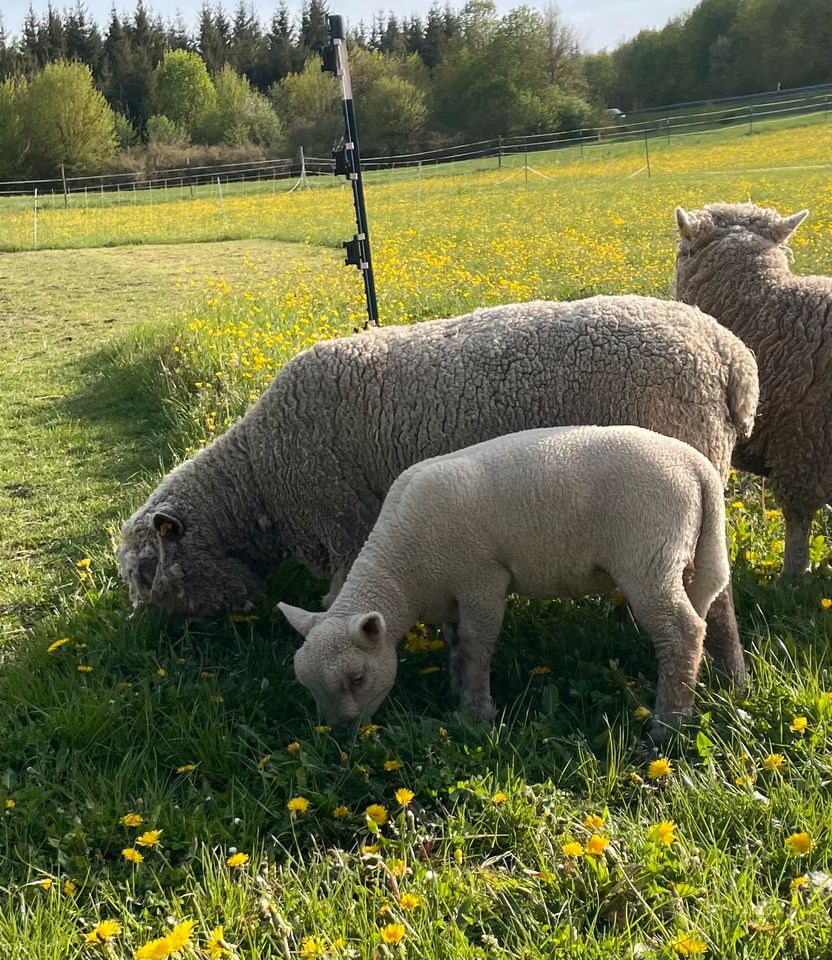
[1,115,832,958]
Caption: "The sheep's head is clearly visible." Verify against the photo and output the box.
[675,203,809,254]
[279,603,398,726]
[118,502,265,619]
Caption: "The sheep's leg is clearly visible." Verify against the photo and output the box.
[322,567,347,609]
[624,583,706,740]
[444,623,468,697]
[452,574,510,721]
[703,583,746,689]
[781,508,813,577]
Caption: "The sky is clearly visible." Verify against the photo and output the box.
[1,0,694,52]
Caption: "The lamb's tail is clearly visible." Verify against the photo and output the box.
[725,338,759,441]
[688,464,731,617]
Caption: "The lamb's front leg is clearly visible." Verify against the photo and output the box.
[452,575,510,721]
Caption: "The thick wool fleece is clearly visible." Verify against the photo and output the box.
[119,294,757,669]
[285,425,731,737]
[674,202,832,575]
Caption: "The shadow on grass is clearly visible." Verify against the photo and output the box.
[59,327,185,485]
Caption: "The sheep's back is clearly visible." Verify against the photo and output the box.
[257,294,751,573]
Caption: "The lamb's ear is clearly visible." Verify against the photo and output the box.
[153,510,184,538]
[675,206,694,239]
[349,612,386,650]
[772,209,809,243]
[277,602,326,638]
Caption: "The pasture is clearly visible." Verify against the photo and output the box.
[1,117,832,959]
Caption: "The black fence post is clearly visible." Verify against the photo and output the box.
[322,14,379,328]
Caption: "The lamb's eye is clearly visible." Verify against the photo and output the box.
[348,672,364,690]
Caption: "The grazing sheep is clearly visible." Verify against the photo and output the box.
[118,294,757,683]
[280,425,731,737]
[674,202,832,575]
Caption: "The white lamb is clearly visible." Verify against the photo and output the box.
[279,425,731,738]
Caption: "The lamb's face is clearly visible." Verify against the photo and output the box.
[279,604,398,726]
[118,504,264,619]
[675,203,809,256]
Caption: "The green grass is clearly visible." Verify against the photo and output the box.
[2,122,832,959]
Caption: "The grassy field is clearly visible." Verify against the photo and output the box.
[1,116,832,959]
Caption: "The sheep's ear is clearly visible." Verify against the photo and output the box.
[277,602,326,638]
[153,510,184,538]
[350,611,386,650]
[675,206,694,239]
[772,209,809,243]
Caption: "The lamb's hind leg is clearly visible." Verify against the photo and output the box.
[623,581,706,740]
[451,569,511,721]
[703,583,746,689]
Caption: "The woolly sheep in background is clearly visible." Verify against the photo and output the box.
[280,425,731,739]
[118,293,758,684]
[674,202,832,576]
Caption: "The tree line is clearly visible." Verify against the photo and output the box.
[0,0,829,182]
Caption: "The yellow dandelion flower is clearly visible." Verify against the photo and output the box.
[85,919,122,944]
[531,665,551,676]
[207,925,229,959]
[77,664,93,673]
[671,930,708,955]
[647,820,677,846]
[63,879,77,896]
[633,706,651,721]
[5,799,15,810]
[384,759,403,771]
[120,813,143,827]
[359,723,381,739]
[365,804,388,826]
[734,774,756,787]
[39,878,53,889]
[286,741,301,754]
[299,937,326,958]
[790,716,808,734]
[135,936,171,960]
[136,829,162,847]
[287,796,309,814]
[583,813,605,830]
[48,638,71,653]
[395,788,414,806]
[561,841,584,857]
[122,847,144,863]
[821,598,832,610]
[313,725,332,734]
[156,667,167,677]
[76,558,91,569]
[380,923,405,945]
[226,852,249,868]
[176,763,196,773]
[585,834,609,857]
[333,805,349,819]
[785,832,814,855]
[763,753,787,773]
[257,754,271,769]
[732,501,745,510]
[165,919,195,953]
[438,726,448,738]
[790,875,809,891]
[647,757,672,779]
[491,792,508,804]
[399,892,421,911]
[388,858,407,876]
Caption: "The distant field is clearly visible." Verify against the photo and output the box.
[1,115,832,958]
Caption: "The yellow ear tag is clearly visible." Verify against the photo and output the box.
[159,521,173,537]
